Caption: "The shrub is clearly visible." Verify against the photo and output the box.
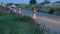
[49,8,55,14]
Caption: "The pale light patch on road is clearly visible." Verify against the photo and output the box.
[39,16,60,25]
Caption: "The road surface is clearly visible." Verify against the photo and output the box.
[21,10,60,34]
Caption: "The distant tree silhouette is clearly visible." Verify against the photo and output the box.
[1,2,3,5]
[7,3,13,6]
[40,0,50,5]
[29,0,37,4]
[44,0,50,4]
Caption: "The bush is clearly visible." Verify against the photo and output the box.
[53,11,60,15]
[48,8,55,14]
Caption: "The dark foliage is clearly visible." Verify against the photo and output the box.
[44,0,50,4]
[49,8,55,14]
[29,0,37,4]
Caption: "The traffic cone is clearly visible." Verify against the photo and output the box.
[33,13,37,24]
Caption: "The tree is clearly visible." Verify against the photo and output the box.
[40,0,50,5]
[29,0,37,4]
[44,0,50,4]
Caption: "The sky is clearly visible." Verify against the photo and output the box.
[0,0,60,4]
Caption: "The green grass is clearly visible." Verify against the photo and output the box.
[0,8,44,34]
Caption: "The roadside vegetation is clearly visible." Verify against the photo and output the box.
[17,4,60,15]
[0,8,50,34]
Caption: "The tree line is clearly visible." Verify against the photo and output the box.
[29,0,50,4]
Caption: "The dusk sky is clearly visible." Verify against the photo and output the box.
[0,0,60,4]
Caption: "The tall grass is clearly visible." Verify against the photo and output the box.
[0,8,49,34]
